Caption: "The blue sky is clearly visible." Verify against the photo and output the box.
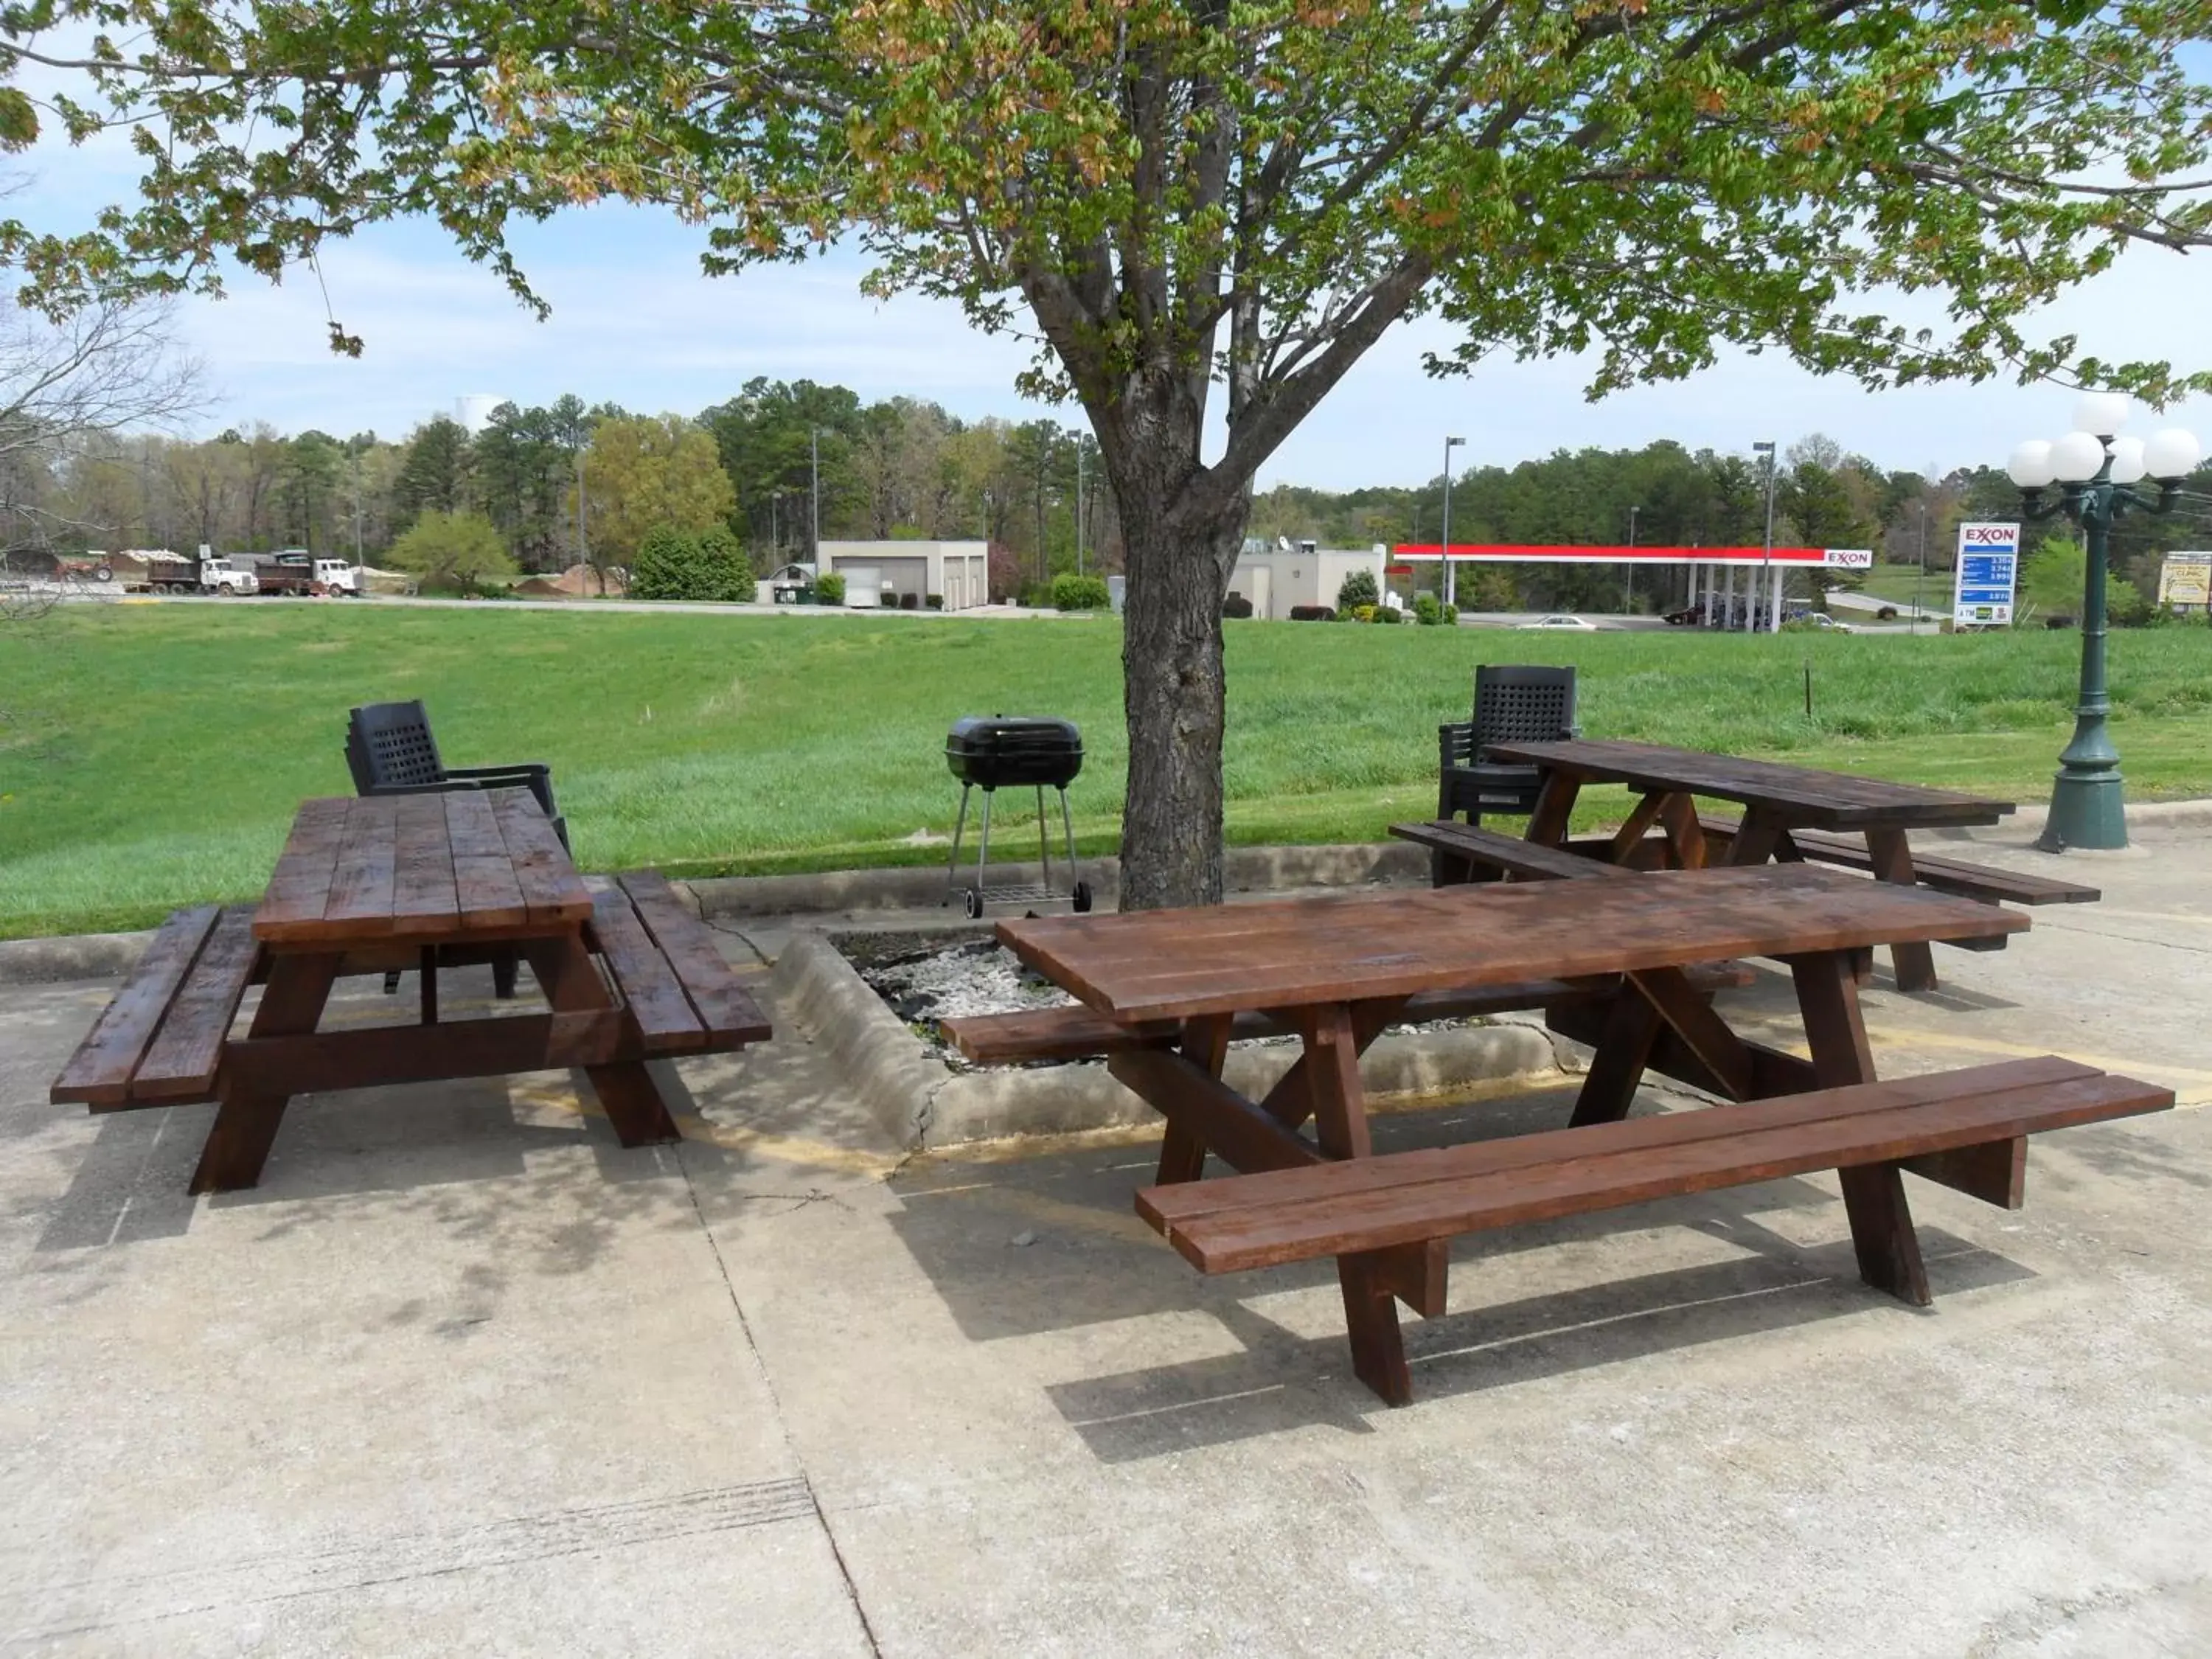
[14,115,2211,490]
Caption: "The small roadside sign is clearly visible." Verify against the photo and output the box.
[1952,521,2021,627]
[2157,552,2211,611]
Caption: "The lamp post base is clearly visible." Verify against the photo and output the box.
[2037,767,2127,852]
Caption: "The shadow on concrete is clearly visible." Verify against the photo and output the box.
[1046,1231,2028,1464]
[888,1082,2039,1463]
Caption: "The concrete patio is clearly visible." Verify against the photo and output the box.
[2,820,2208,1655]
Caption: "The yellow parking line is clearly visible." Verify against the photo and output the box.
[1864,1023,2212,1099]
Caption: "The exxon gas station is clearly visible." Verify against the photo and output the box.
[1391,542,1875,627]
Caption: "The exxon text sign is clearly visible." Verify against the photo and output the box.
[1952,521,2021,627]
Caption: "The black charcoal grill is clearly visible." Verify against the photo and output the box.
[944,715,1091,917]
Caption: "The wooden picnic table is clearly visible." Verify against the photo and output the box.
[52,790,768,1193]
[998,864,2031,1395]
[1481,738,2018,992]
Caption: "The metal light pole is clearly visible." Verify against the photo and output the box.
[810,427,822,563]
[1626,504,1639,615]
[1440,435,1465,608]
[1076,439,1086,577]
[1911,501,1927,635]
[2008,395,2201,851]
[1752,440,1777,633]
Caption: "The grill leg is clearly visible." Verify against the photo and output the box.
[975,788,994,889]
[1059,787,1079,868]
[945,783,973,903]
[1035,785,1050,889]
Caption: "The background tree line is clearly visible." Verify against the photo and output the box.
[10,378,1121,597]
[21,400,2208,609]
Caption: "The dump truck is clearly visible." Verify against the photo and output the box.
[246,551,364,597]
[70,548,260,594]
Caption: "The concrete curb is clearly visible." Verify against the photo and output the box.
[766,925,1562,1150]
[692,841,1429,920]
[0,930,157,985]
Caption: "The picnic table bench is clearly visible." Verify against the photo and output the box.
[50,792,768,1192]
[1478,738,2093,991]
[944,865,2171,1404]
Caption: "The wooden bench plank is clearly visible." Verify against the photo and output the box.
[1389,821,1623,883]
[445,791,530,931]
[1142,1062,2170,1273]
[616,872,771,1044]
[323,794,401,933]
[491,787,594,925]
[941,963,1756,1065]
[1139,1055,2091,1234]
[1698,813,2098,905]
[584,880,708,1054]
[128,907,264,1104]
[49,906,222,1106]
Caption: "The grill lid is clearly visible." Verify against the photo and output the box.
[946,715,1084,788]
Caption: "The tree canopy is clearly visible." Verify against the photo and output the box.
[7,0,2208,904]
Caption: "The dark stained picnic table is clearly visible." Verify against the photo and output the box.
[190,790,719,1191]
[1481,738,2017,991]
[998,864,2029,1394]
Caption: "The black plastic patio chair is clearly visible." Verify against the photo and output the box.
[1436,664,1579,829]
[344,700,568,1000]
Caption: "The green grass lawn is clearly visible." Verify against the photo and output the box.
[4,602,2208,938]
[1847,563,1952,612]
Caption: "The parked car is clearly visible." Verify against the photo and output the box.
[1517,613,1599,631]
[1662,602,1705,626]
[767,562,816,603]
[1784,609,1855,633]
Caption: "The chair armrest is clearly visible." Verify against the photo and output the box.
[1438,722,1478,768]
[443,763,557,819]
[445,763,552,782]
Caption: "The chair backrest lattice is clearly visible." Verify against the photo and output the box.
[1472,665,1578,748]
[348,701,448,790]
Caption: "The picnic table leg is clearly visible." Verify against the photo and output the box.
[1300,1004,1420,1404]
[1653,793,1707,869]
[524,934,681,1148]
[1790,950,1930,1305]
[1155,1014,1234,1185]
[1568,987,1664,1127]
[1864,828,1940,992]
[1523,770,1581,848]
[1722,806,1789,867]
[189,951,341,1194]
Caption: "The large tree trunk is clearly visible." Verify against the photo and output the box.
[1113,472,1252,912]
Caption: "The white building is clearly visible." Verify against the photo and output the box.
[1227,540,1387,619]
[817,540,992,611]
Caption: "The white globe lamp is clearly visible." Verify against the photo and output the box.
[2071,391,2131,437]
[2006,440,2056,489]
[2142,428,2202,482]
[2048,430,2108,484]
[2106,435,2147,485]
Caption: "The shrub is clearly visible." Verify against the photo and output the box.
[1412,592,1443,626]
[1372,602,1404,624]
[625,525,703,601]
[697,525,755,602]
[1052,572,1111,611]
[387,509,518,592]
[1349,603,1377,622]
[815,571,846,605]
[899,591,919,611]
[1222,593,1255,619]
[1335,568,1380,609]
[1018,580,1052,608]
[1289,604,1335,621]
[926,592,944,610]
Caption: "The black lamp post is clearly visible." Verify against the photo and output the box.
[2006,394,2201,852]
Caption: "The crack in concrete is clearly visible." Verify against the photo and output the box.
[1963,1573,2207,1658]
